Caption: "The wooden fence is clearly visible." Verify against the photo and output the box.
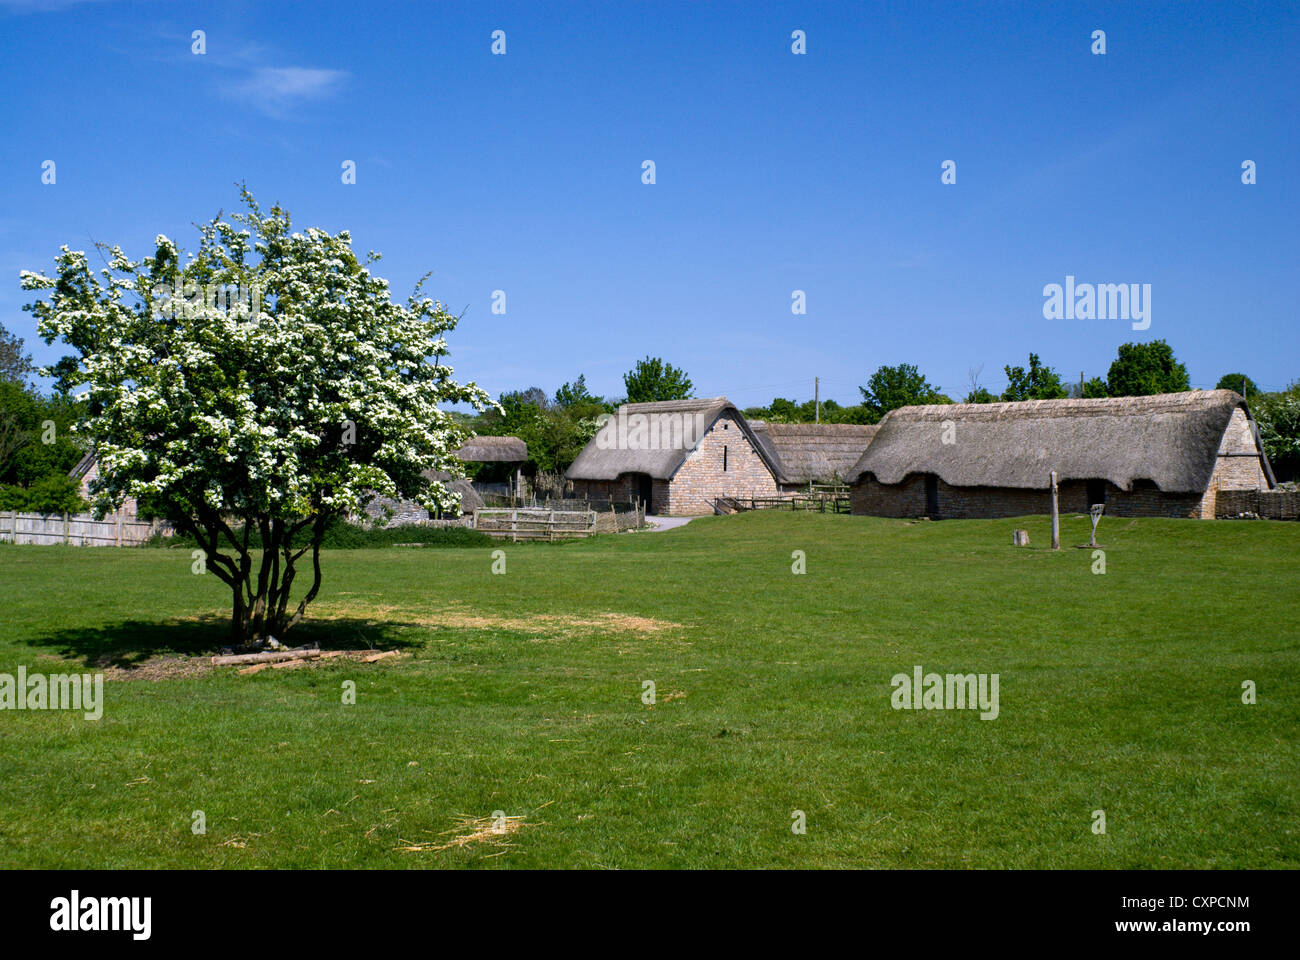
[474,508,599,541]
[714,494,852,515]
[1216,489,1300,520]
[0,511,169,546]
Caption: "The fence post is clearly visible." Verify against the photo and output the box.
[63,512,70,546]
[1050,471,1060,550]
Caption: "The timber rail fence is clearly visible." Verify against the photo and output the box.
[0,511,169,546]
[475,507,600,541]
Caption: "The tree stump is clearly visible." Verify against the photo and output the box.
[1012,529,1030,547]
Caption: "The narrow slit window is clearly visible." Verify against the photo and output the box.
[723,445,729,472]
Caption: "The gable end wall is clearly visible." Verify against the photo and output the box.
[662,413,777,515]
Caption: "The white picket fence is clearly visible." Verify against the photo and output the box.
[0,510,170,547]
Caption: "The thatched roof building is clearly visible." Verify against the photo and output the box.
[423,470,486,513]
[566,397,782,515]
[453,435,528,462]
[567,398,777,480]
[749,422,878,488]
[848,390,1273,520]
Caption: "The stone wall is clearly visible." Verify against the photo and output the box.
[660,413,777,515]
[851,474,1206,519]
[568,415,778,515]
[357,495,475,527]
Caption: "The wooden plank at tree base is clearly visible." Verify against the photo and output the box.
[212,647,323,666]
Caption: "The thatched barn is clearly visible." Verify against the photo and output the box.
[566,397,782,515]
[848,390,1273,520]
[749,422,878,493]
[350,435,524,526]
[451,434,529,502]
[453,435,528,463]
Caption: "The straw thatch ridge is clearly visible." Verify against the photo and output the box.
[453,435,528,462]
[566,397,782,481]
[847,390,1264,493]
[749,422,879,484]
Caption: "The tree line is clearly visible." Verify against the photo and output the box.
[0,323,85,513]
[464,341,1299,481]
[4,323,1298,508]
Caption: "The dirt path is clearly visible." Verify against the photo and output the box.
[643,515,697,532]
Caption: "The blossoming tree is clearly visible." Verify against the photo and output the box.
[21,189,492,646]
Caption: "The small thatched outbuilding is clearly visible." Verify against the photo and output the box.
[749,422,878,493]
[566,397,782,515]
[453,435,529,463]
[847,390,1274,520]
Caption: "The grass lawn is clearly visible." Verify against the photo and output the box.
[1,511,1297,869]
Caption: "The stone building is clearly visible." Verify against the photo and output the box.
[848,390,1273,520]
[566,397,782,515]
[749,422,878,494]
[359,435,526,524]
[68,451,138,518]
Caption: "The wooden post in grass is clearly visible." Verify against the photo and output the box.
[1050,471,1060,550]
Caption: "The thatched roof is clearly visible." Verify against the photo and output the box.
[453,435,528,462]
[847,390,1268,493]
[422,470,486,513]
[566,397,782,481]
[749,422,879,484]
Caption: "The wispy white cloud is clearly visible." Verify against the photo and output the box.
[221,65,350,117]
[0,0,115,11]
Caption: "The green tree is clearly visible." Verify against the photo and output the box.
[22,189,492,646]
[1001,353,1069,402]
[1105,340,1190,396]
[475,380,612,474]
[0,474,85,514]
[0,380,83,489]
[1,321,34,387]
[1081,376,1109,399]
[1216,373,1258,398]
[553,375,597,408]
[1253,382,1300,482]
[964,387,997,403]
[768,397,803,422]
[746,396,878,424]
[623,356,693,403]
[860,363,948,417]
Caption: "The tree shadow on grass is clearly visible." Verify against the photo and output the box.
[24,615,428,671]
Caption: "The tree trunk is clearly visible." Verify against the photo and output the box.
[189,511,330,648]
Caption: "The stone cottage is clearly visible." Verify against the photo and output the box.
[847,390,1274,520]
[68,451,138,518]
[565,397,782,515]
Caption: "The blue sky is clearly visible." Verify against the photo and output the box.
[1,0,1296,409]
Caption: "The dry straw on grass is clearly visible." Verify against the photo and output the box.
[396,814,528,854]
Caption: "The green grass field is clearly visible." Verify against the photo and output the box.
[1,511,1297,868]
